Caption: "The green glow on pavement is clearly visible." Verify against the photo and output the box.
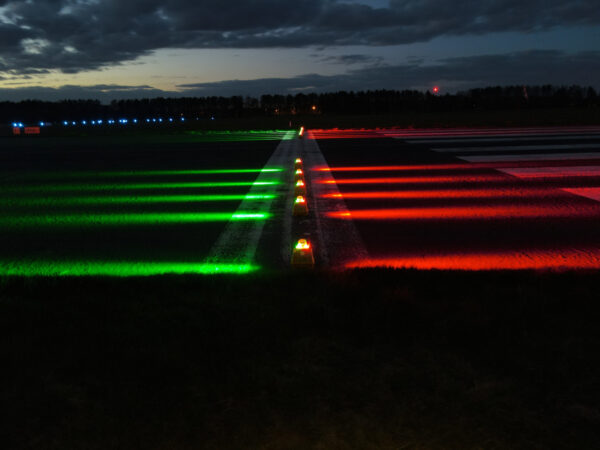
[4,180,281,193]
[187,130,294,142]
[0,211,270,228]
[0,261,259,276]
[0,194,276,207]
[102,168,284,176]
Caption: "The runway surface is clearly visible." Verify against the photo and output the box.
[307,126,600,270]
[2,126,600,275]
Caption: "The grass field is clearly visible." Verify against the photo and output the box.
[1,270,599,449]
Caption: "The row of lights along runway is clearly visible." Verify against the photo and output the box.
[291,127,315,268]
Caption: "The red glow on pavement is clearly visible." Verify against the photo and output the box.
[321,175,506,184]
[321,188,561,200]
[327,205,598,220]
[306,127,600,140]
[499,166,600,179]
[315,159,600,173]
[346,250,600,270]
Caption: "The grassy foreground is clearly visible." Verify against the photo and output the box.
[1,270,599,449]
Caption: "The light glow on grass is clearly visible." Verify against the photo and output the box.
[0,211,270,228]
[0,261,259,276]
[0,194,276,207]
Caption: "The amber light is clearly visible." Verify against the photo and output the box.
[296,239,311,250]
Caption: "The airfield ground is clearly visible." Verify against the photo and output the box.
[1,126,600,448]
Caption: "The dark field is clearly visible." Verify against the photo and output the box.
[1,271,600,449]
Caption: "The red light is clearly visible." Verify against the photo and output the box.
[432,86,439,93]
[322,175,506,185]
[321,187,563,200]
[327,205,598,221]
[346,250,600,270]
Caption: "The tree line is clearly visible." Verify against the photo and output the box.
[1,85,598,124]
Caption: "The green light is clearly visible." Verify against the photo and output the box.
[0,261,259,276]
[101,168,284,176]
[0,194,276,207]
[0,211,270,228]
[187,130,294,142]
[4,180,281,194]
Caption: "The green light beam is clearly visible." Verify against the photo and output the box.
[0,194,276,207]
[3,180,281,194]
[0,211,270,228]
[102,168,284,176]
[0,261,259,276]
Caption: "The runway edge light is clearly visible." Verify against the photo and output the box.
[291,239,314,268]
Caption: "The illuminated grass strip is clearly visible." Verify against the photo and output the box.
[5,180,281,193]
[0,261,259,276]
[0,212,270,228]
[0,194,276,207]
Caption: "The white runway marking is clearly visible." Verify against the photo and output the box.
[206,131,296,265]
[303,132,368,268]
[460,152,600,162]
[563,188,600,202]
[433,144,600,153]
[499,166,600,178]
[405,134,600,144]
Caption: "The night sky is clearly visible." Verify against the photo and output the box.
[0,0,598,101]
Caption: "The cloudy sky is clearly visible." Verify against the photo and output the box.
[0,0,598,101]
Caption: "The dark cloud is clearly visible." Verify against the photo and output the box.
[175,50,600,96]
[0,0,599,74]
[0,84,168,102]
[2,49,597,101]
[315,53,385,66]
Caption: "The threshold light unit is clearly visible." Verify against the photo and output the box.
[294,168,304,180]
[294,158,303,170]
[293,195,309,216]
[291,239,314,268]
[294,179,307,196]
